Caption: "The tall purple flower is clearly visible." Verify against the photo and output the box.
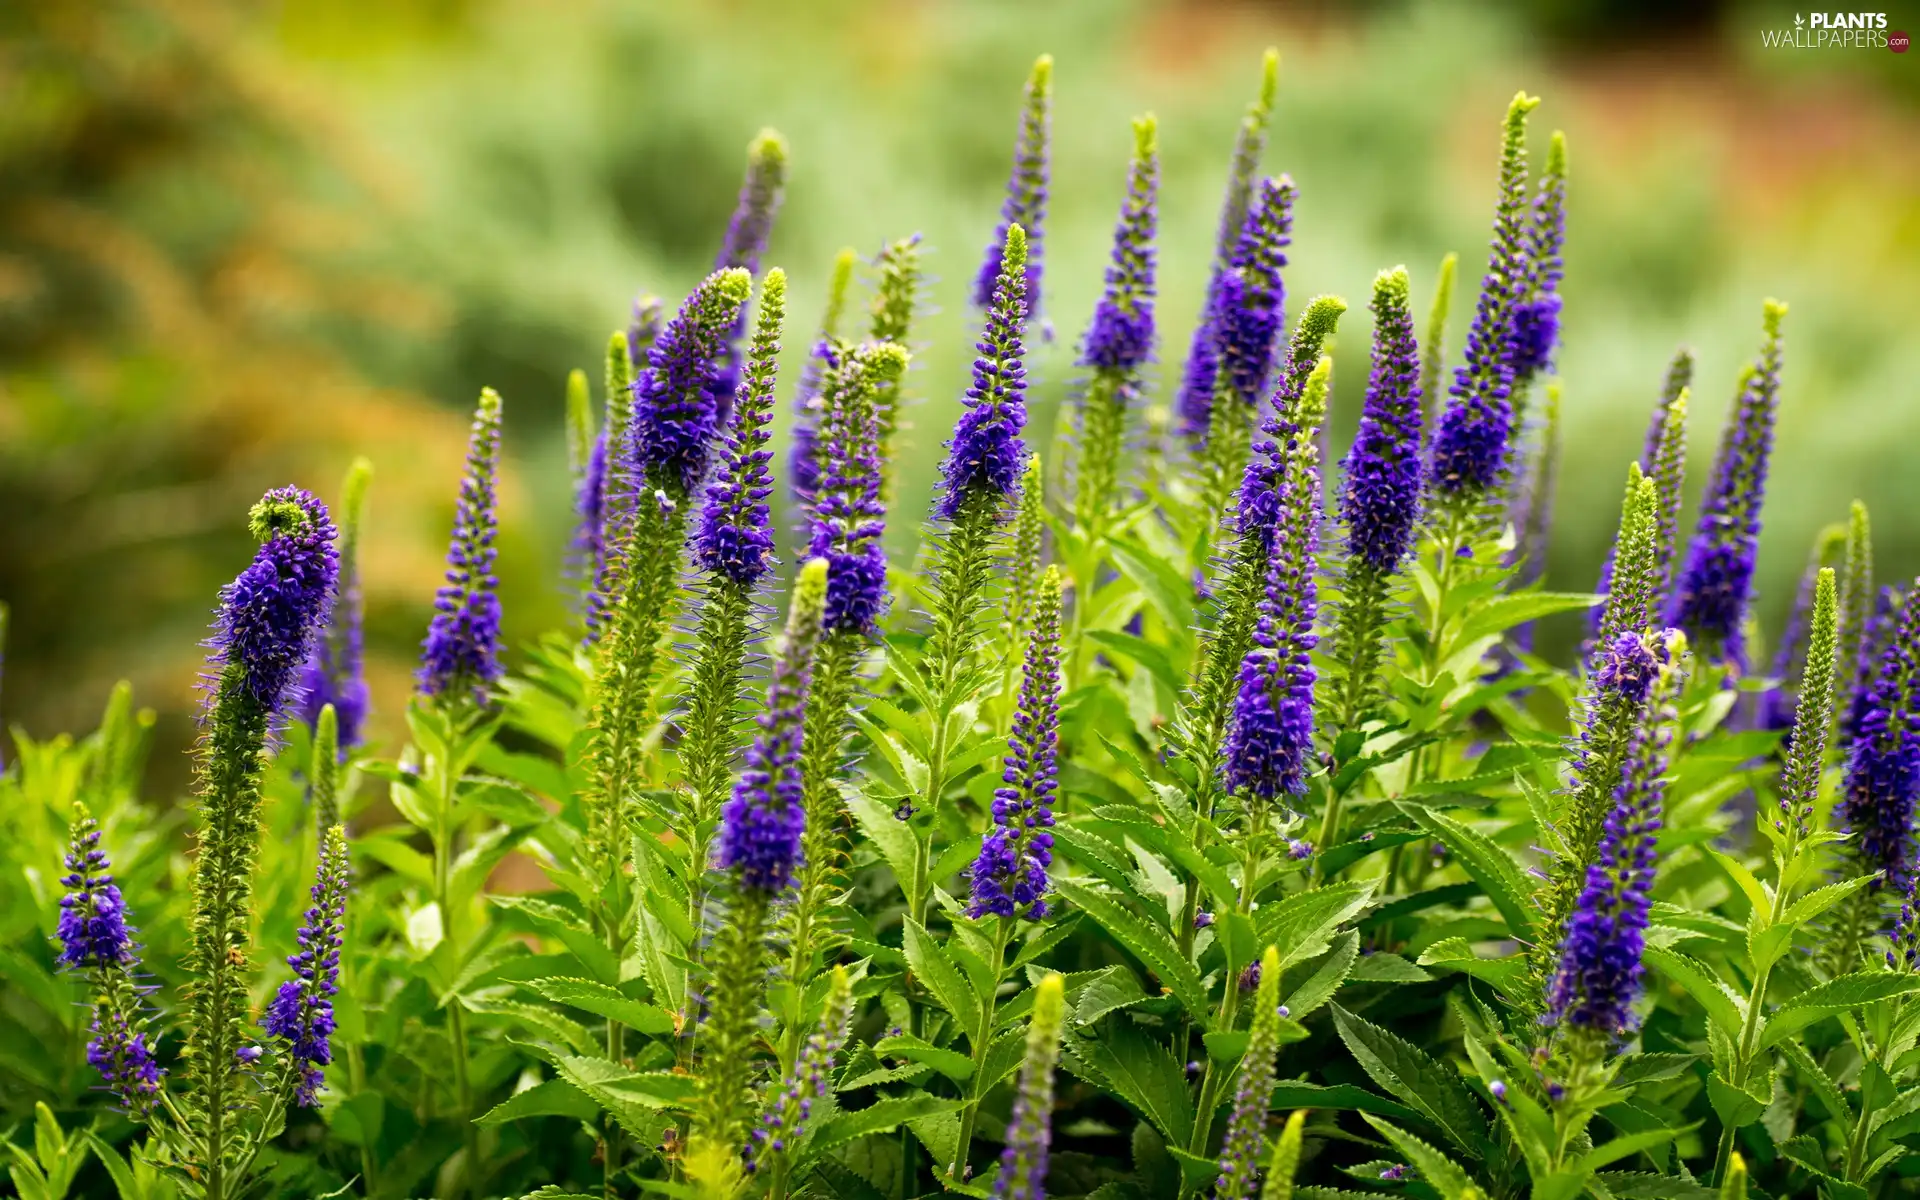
[788,249,857,505]
[1178,177,1295,440]
[1547,630,1682,1038]
[299,459,372,751]
[718,559,828,893]
[1234,299,1345,566]
[940,224,1031,519]
[1341,266,1425,573]
[991,973,1065,1200]
[219,487,340,713]
[1429,93,1539,498]
[1223,360,1327,802]
[970,570,1062,920]
[1212,947,1286,1200]
[628,270,754,502]
[262,824,349,1106]
[1839,579,1920,892]
[1178,49,1278,441]
[418,389,504,702]
[709,132,787,420]
[694,269,785,588]
[1508,130,1566,384]
[974,56,1051,315]
[807,342,906,635]
[1081,117,1159,374]
[57,809,132,969]
[1667,301,1788,662]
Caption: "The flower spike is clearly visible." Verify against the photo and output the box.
[695,268,786,588]
[974,56,1051,315]
[709,131,788,418]
[1839,577,1920,892]
[807,342,909,636]
[1508,129,1566,384]
[299,458,372,749]
[1081,115,1159,375]
[1341,266,1425,574]
[788,248,858,504]
[262,824,349,1107]
[630,268,755,498]
[419,390,504,703]
[1214,945,1287,1199]
[1429,92,1539,499]
[969,567,1062,920]
[991,973,1066,1200]
[940,223,1031,519]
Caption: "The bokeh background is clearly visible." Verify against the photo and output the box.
[4,0,1917,791]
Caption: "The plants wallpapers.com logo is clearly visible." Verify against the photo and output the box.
[1761,10,1910,49]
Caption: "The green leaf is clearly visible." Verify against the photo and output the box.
[848,787,919,886]
[476,1078,600,1126]
[1706,1072,1770,1131]
[1575,1124,1698,1173]
[874,1034,974,1082]
[1109,537,1196,641]
[1360,1115,1477,1200]
[1061,1024,1195,1147]
[1455,592,1600,646]
[1331,1006,1484,1154]
[803,1097,963,1161]
[526,978,675,1035]
[1258,880,1377,971]
[465,998,597,1055]
[1346,952,1432,984]
[903,917,982,1037]
[1415,939,1527,993]
[1283,930,1360,1020]
[1084,630,1187,698]
[1265,1082,1420,1123]
[1072,964,1150,1025]
[1777,1040,1850,1123]
[1758,973,1920,1049]
[1643,946,1744,1036]
[1056,880,1209,1023]
[1397,804,1534,942]
[1781,876,1876,926]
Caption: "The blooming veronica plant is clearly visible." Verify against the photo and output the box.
[14,54,1920,1200]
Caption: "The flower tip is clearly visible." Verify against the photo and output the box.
[247,489,324,543]
[1258,47,1280,106]
[1763,297,1789,333]
[750,128,788,168]
[1508,91,1542,121]
[867,340,911,382]
[794,557,831,614]
[1546,129,1568,174]
[1029,54,1054,89]
[717,266,754,306]
[1373,265,1412,306]
[1001,222,1030,271]
[1131,113,1157,157]
[760,265,788,301]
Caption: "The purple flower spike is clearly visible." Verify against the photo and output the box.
[1341,267,1425,573]
[1548,631,1684,1038]
[1081,116,1159,373]
[419,390,504,703]
[1840,579,1920,892]
[1177,177,1295,440]
[299,460,372,751]
[940,224,1031,519]
[220,488,340,714]
[627,293,664,367]
[695,270,786,588]
[969,570,1063,921]
[1429,93,1539,497]
[807,342,906,635]
[975,56,1051,315]
[263,825,349,1106]
[1508,131,1567,384]
[1224,359,1328,802]
[87,1008,163,1111]
[708,132,788,420]
[1667,301,1787,661]
[719,560,829,893]
[57,811,132,969]
[630,268,754,498]
[992,975,1065,1200]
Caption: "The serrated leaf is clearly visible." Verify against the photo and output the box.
[1758,973,1920,1049]
[1397,804,1534,943]
[1455,592,1600,646]
[1346,952,1432,984]
[1360,1115,1476,1199]
[1332,1006,1484,1154]
[848,787,919,887]
[1574,1123,1697,1173]
[1266,1082,1420,1123]
[1283,930,1360,1020]
[1258,880,1377,971]
[1056,880,1209,1023]
[1781,876,1876,926]
[1415,939,1527,993]
[1072,964,1149,1025]
[476,1078,599,1126]
[801,1097,963,1162]
[1643,946,1744,1036]
[1061,1023,1195,1147]
[874,1034,973,1082]
[903,918,982,1037]
[526,978,674,1035]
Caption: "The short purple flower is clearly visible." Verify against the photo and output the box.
[629,268,753,499]
[419,391,504,702]
[86,1009,162,1111]
[263,825,349,1106]
[1177,177,1294,440]
[1081,118,1158,373]
[57,811,131,969]
[807,343,902,636]
[969,572,1062,920]
[1839,581,1920,892]
[694,271,784,589]
[1341,267,1425,573]
[218,488,340,714]
[1508,131,1565,383]
[940,225,1031,519]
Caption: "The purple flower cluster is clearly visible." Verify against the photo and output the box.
[1667,302,1787,660]
[1224,371,1324,802]
[969,572,1062,920]
[807,343,902,635]
[1177,177,1294,439]
[694,271,784,589]
[262,826,349,1106]
[419,391,504,702]
[718,562,827,893]
[1081,117,1158,373]
[940,225,1031,519]
[299,465,372,752]
[88,1005,163,1113]
[629,268,753,498]
[1548,633,1680,1037]
[1839,581,1920,891]
[1890,876,1920,972]
[974,56,1051,314]
[787,251,857,505]
[1429,94,1538,497]
[1508,131,1566,384]
[1234,300,1344,563]
[1340,267,1425,573]
[219,488,340,713]
[57,812,132,970]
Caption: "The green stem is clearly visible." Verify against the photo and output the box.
[1184,825,1269,1167]
[434,759,478,1196]
[947,920,1012,1183]
[1843,1009,1896,1182]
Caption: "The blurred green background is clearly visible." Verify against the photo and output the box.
[4,0,1917,789]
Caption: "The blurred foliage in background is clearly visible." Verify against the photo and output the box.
[3,0,1917,789]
